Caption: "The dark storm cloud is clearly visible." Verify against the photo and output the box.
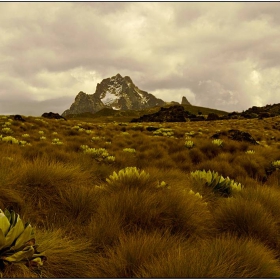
[0,2,280,115]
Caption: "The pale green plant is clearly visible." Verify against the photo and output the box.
[4,122,12,126]
[153,128,174,137]
[80,145,89,151]
[123,148,136,153]
[22,134,30,138]
[91,137,100,141]
[81,146,114,162]
[40,136,47,141]
[72,126,80,130]
[38,131,44,135]
[189,189,203,199]
[106,167,149,185]
[185,140,194,149]
[0,209,46,268]
[52,138,63,145]
[272,160,280,168]
[191,169,243,196]
[246,150,255,154]
[1,136,18,144]
[85,130,93,134]
[212,139,223,146]
[105,156,116,163]
[121,132,130,136]
[156,181,170,190]
[19,140,27,146]
[52,132,58,135]
[1,128,13,134]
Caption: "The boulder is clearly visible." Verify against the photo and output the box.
[211,129,258,145]
[207,113,220,121]
[13,115,25,122]
[42,112,66,120]
[131,105,187,123]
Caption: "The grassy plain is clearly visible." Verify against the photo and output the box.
[1,114,280,277]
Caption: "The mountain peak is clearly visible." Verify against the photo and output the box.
[181,96,191,105]
[62,74,165,116]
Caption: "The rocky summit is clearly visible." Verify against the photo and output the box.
[62,74,165,116]
[181,96,191,105]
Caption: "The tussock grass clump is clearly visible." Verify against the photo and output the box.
[92,186,214,238]
[235,186,280,228]
[199,140,222,159]
[213,197,280,249]
[137,234,280,278]
[35,229,94,278]
[0,115,280,277]
[55,185,101,226]
[91,230,185,278]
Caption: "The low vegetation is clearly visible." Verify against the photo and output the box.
[0,114,280,277]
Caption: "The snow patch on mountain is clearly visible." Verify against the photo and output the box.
[101,91,120,105]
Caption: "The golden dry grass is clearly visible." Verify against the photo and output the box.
[0,115,280,277]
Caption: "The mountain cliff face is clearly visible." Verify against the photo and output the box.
[62,74,165,116]
[62,91,104,116]
[181,96,191,105]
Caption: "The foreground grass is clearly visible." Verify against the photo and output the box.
[0,115,280,277]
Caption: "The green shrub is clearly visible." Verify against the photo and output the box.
[0,209,46,271]
[191,169,243,196]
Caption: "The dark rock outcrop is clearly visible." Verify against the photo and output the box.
[181,96,191,105]
[13,115,25,122]
[62,74,165,117]
[146,126,160,132]
[131,105,187,122]
[241,103,280,119]
[211,129,258,145]
[207,113,220,121]
[189,116,205,122]
[42,112,66,120]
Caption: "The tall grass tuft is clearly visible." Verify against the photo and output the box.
[137,234,280,278]
[91,230,186,278]
[35,229,95,278]
[91,186,214,238]
[213,196,280,250]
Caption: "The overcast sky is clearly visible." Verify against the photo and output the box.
[1,2,280,116]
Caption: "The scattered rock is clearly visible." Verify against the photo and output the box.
[146,126,159,132]
[272,122,280,131]
[258,112,271,119]
[207,113,220,121]
[131,105,187,122]
[211,129,258,145]
[13,115,25,122]
[42,112,66,120]
[189,116,205,122]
